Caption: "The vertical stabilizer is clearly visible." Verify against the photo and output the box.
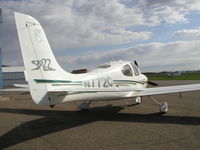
[14,12,71,105]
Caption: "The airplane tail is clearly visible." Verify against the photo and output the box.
[14,12,72,105]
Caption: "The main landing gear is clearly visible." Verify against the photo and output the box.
[125,96,168,113]
[135,96,142,104]
[149,96,168,113]
[78,101,92,110]
[124,96,142,106]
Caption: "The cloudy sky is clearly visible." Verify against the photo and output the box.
[0,0,200,72]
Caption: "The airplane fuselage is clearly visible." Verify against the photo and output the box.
[48,61,148,104]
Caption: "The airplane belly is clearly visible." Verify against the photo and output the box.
[61,91,133,103]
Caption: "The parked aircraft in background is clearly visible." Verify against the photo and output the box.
[1,12,200,113]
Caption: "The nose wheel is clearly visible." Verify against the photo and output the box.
[149,96,168,113]
[159,102,168,113]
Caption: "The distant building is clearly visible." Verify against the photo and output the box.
[3,67,26,87]
[167,71,182,77]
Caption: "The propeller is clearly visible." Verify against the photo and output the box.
[134,60,139,67]
[134,60,158,86]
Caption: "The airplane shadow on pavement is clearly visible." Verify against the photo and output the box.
[0,105,200,149]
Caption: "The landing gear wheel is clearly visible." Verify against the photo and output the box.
[159,102,168,113]
[149,96,168,113]
[136,97,142,104]
[78,101,91,111]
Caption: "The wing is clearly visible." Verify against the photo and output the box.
[0,88,29,95]
[1,84,200,98]
[51,87,144,93]
[139,84,200,96]
[50,84,200,97]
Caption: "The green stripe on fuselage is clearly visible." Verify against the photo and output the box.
[34,79,82,83]
[52,84,82,86]
[113,80,146,85]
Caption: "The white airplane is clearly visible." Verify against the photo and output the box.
[1,12,200,113]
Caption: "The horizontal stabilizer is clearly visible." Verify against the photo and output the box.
[13,84,28,88]
[0,88,29,95]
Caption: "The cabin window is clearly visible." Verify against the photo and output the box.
[131,63,140,76]
[121,64,133,76]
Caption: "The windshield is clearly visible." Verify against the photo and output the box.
[131,63,140,76]
[121,64,133,76]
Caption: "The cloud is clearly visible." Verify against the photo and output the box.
[174,28,200,40]
[0,0,200,72]
[60,40,200,72]
[0,0,150,49]
[0,0,152,66]
[140,0,200,25]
